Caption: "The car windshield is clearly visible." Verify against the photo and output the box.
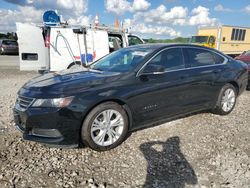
[190,36,208,44]
[90,47,154,72]
[2,40,18,45]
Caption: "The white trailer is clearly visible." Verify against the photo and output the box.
[16,23,144,72]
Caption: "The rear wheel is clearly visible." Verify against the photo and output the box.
[212,84,237,115]
[81,102,129,151]
[69,64,81,70]
[38,70,49,74]
[68,62,83,70]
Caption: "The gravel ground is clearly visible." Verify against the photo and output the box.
[0,68,249,188]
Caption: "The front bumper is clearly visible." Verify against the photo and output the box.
[13,106,83,147]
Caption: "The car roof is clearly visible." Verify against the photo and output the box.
[128,43,219,51]
[126,43,229,59]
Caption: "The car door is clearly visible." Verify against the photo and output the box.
[182,47,227,110]
[128,47,194,127]
[16,23,49,71]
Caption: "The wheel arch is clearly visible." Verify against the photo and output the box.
[228,81,239,95]
[212,81,238,115]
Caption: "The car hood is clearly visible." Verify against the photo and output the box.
[19,69,122,97]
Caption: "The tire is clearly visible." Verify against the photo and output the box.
[38,70,48,74]
[68,62,82,70]
[81,102,129,151]
[247,83,250,90]
[212,83,237,115]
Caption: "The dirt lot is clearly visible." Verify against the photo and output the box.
[0,55,19,68]
[0,68,249,188]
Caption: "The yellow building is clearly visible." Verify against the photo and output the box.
[191,25,250,56]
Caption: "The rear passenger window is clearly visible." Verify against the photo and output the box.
[186,48,224,67]
[147,48,185,71]
[213,53,225,64]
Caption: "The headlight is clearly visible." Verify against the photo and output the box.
[32,96,74,107]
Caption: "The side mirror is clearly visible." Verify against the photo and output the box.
[209,36,216,45]
[142,64,165,74]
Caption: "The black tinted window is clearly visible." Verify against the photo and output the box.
[231,28,246,41]
[91,47,153,72]
[2,40,18,45]
[242,30,246,41]
[147,48,185,71]
[231,29,235,40]
[213,53,225,64]
[187,48,220,67]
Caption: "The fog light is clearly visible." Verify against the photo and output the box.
[31,128,62,138]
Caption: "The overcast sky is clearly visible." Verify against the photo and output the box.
[0,0,250,38]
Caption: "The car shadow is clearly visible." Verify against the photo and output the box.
[140,137,197,188]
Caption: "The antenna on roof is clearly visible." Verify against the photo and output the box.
[43,10,61,26]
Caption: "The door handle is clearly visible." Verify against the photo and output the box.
[213,70,222,74]
[180,74,189,79]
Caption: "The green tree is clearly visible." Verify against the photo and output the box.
[144,37,190,44]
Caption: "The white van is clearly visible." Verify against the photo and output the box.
[16,23,144,72]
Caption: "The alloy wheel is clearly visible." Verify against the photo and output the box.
[221,88,236,112]
[90,109,124,146]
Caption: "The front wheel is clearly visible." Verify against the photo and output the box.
[212,84,237,115]
[81,102,129,151]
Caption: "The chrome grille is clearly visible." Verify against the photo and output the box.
[16,96,34,110]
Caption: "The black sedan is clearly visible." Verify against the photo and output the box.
[14,44,248,151]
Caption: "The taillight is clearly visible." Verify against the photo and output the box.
[45,35,50,48]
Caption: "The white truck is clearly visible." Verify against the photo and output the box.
[16,23,144,72]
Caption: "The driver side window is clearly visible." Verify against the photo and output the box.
[144,48,185,73]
